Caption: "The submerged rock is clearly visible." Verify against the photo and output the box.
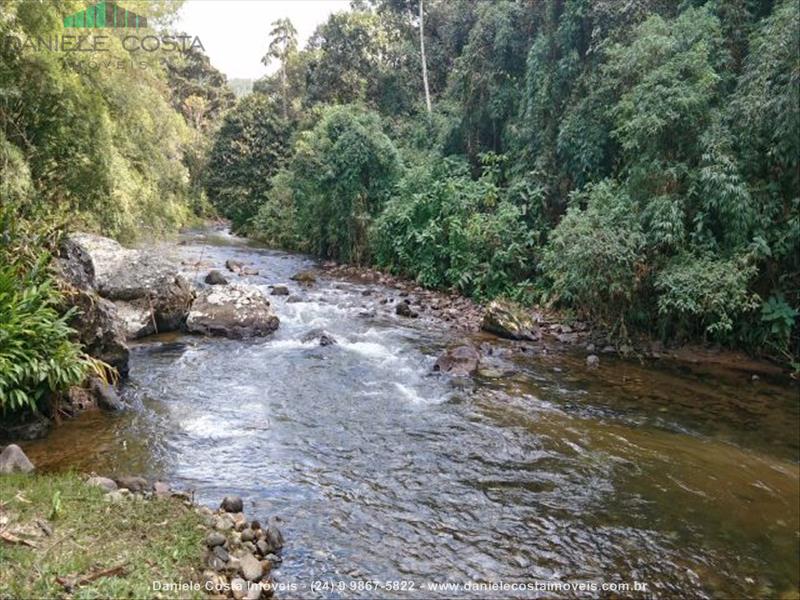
[432,345,480,376]
[270,284,290,296]
[290,270,317,284]
[186,285,279,339]
[396,301,418,318]
[89,376,125,411]
[205,270,229,285]
[0,444,34,474]
[481,300,540,341]
[300,328,337,346]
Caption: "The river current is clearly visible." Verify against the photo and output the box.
[24,230,800,599]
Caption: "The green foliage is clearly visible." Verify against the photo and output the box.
[540,181,645,327]
[286,105,401,263]
[204,94,291,230]
[655,253,759,339]
[372,156,535,299]
[0,261,86,414]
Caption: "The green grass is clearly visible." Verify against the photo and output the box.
[0,473,207,599]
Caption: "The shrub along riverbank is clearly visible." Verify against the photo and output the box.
[205,0,799,369]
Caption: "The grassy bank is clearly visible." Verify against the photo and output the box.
[0,473,206,599]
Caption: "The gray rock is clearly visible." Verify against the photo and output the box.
[300,328,337,346]
[245,583,262,600]
[0,444,34,474]
[87,476,117,492]
[432,345,480,376]
[63,290,130,377]
[206,531,227,547]
[230,577,248,600]
[240,552,263,582]
[215,515,235,531]
[67,233,194,340]
[205,270,228,285]
[220,495,244,513]
[208,554,227,571]
[265,523,284,550]
[395,302,418,318]
[186,285,279,339]
[212,545,230,562]
[286,294,304,303]
[256,539,269,556]
[481,300,540,341]
[241,528,255,542]
[290,270,317,284]
[89,377,124,411]
[270,284,290,296]
[115,475,148,492]
[264,553,282,565]
[586,354,600,369]
[225,259,245,273]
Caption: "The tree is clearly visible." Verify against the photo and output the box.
[419,0,432,114]
[261,18,298,119]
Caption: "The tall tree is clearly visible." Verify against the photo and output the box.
[419,0,431,114]
[262,18,298,119]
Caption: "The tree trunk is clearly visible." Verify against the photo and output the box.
[281,62,288,120]
[419,0,432,115]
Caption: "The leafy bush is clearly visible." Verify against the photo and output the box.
[372,156,536,300]
[289,105,401,263]
[540,180,645,328]
[0,261,86,414]
[654,253,759,339]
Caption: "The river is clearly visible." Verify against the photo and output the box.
[23,230,800,599]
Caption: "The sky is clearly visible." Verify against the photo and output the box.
[176,0,351,80]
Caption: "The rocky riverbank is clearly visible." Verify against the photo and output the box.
[0,446,284,599]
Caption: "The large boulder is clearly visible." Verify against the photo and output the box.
[54,238,130,375]
[432,345,480,376]
[68,233,194,339]
[186,285,279,339]
[65,288,130,376]
[481,300,540,341]
[0,444,34,474]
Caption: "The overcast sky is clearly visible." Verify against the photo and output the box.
[176,0,351,80]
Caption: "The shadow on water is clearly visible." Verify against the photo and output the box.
[23,231,800,599]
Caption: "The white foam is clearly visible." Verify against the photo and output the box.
[182,414,240,439]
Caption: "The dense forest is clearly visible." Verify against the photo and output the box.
[1,0,798,413]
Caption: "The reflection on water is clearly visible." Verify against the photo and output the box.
[23,232,800,599]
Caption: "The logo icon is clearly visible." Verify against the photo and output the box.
[63,1,147,29]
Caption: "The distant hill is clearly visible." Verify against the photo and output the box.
[228,78,253,98]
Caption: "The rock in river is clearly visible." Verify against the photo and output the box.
[68,233,194,339]
[205,270,229,285]
[290,270,317,284]
[432,345,480,376]
[481,300,540,341]
[220,495,244,513]
[186,285,279,339]
[300,327,337,346]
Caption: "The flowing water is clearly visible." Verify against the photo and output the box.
[23,231,800,599]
